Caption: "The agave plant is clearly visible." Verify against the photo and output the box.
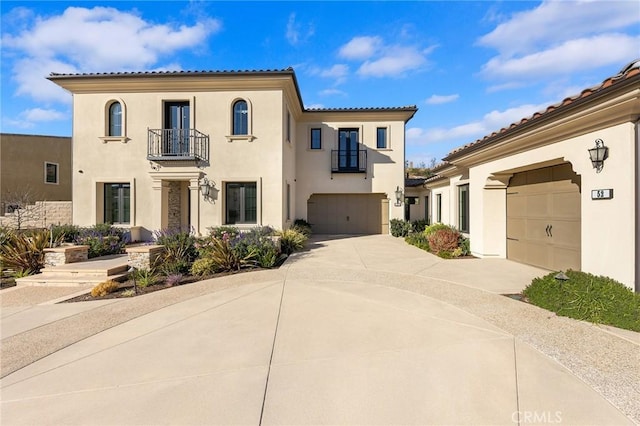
[0,229,60,275]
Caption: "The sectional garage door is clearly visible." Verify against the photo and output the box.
[307,194,389,234]
[506,163,581,271]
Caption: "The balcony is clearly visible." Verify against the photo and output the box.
[331,149,367,173]
[147,129,209,162]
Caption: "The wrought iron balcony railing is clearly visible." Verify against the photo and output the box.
[147,128,209,162]
[331,149,367,173]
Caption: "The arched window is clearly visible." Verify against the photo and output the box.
[233,100,248,135]
[109,102,122,136]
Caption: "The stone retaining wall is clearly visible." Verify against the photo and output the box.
[126,245,165,270]
[44,245,89,267]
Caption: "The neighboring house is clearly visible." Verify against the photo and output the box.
[404,177,430,223]
[424,59,640,291]
[48,68,416,241]
[0,133,72,227]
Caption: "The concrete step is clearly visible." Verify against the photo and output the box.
[15,254,130,287]
[16,272,129,287]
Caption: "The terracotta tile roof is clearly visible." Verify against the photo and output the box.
[48,68,295,77]
[444,59,640,161]
[306,106,418,113]
[405,177,427,187]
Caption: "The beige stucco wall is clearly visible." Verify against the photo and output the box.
[404,186,430,222]
[0,134,72,214]
[72,89,289,238]
[295,119,406,223]
[460,122,636,289]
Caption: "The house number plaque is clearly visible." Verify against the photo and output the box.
[591,189,613,200]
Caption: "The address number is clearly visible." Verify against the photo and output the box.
[591,189,613,200]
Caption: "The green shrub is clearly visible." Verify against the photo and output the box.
[390,219,411,237]
[154,228,197,274]
[427,228,461,256]
[0,229,56,274]
[51,224,80,243]
[207,226,240,240]
[424,223,456,236]
[459,236,471,256]
[74,225,128,258]
[131,268,157,288]
[191,257,218,276]
[293,219,312,236]
[164,273,183,286]
[523,270,640,332]
[411,219,429,233]
[405,233,430,251]
[278,228,307,255]
[206,237,256,272]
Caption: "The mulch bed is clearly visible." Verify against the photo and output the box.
[60,269,258,303]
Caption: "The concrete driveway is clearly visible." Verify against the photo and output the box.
[1,235,638,425]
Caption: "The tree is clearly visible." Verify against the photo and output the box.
[0,186,45,230]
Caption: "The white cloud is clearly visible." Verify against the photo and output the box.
[408,103,548,146]
[358,46,426,77]
[305,103,325,109]
[319,64,349,79]
[478,0,639,56]
[286,12,314,45]
[338,36,382,60]
[2,6,221,103]
[482,34,640,81]
[319,88,347,97]
[21,107,66,122]
[425,94,459,105]
[477,1,640,84]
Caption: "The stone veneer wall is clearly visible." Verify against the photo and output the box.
[43,245,89,267]
[126,245,165,270]
[167,181,181,230]
[0,201,72,229]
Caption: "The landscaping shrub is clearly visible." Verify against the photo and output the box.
[0,229,57,275]
[427,228,461,258]
[390,219,411,237]
[164,273,183,287]
[205,235,257,272]
[411,219,429,233]
[278,227,308,255]
[154,228,197,274]
[405,233,430,251]
[523,270,640,332]
[51,224,80,243]
[131,268,157,288]
[293,219,312,236]
[190,257,218,276]
[91,280,120,297]
[207,226,240,240]
[424,222,455,236]
[231,227,277,262]
[74,225,128,258]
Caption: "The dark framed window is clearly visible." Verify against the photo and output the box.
[436,193,442,223]
[225,182,257,224]
[310,128,321,149]
[108,102,122,136]
[458,184,469,233]
[376,127,387,149]
[45,162,58,184]
[233,100,248,135]
[104,183,130,224]
[338,128,360,170]
[286,110,291,142]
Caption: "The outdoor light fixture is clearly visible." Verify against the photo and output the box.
[199,178,212,199]
[588,138,608,173]
[554,272,570,282]
[394,186,404,207]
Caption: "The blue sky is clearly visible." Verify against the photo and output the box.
[1,1,639,165]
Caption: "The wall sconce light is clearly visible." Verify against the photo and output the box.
[588,138,608,173]
[394,186,404,207]
[199,178,213,199]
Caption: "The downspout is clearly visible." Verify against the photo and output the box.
[635,119,640,293]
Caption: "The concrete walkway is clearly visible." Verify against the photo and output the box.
[1,235,638,425]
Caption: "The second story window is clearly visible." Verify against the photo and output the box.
[310,128,321,149]
[233,100,248,135]
[44,162,58,184]
[376,127,387,149]
[109,102,122,136]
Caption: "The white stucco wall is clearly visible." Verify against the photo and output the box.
[467,122,636,288]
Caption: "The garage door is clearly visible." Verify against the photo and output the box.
[506,163,581,271]
[307,194,389,234]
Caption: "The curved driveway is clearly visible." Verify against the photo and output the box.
[1,235,638,425]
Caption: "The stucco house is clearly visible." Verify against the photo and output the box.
[0,133,72,227]
[423,59,640,291]
[48,68,416,241]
